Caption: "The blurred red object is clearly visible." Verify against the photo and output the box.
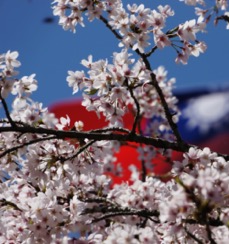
[49,100,172,184]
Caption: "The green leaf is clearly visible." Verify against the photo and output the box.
[85,88,98,95]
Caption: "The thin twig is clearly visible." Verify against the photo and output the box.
[140,159,147,182]
[0,135,57,159]
[64,139,96,162]
[124,78,141,134]
[0,92,16,127]
[99,15,122,40]
[184,218,224,227]
[91,208,159,223]
[184,225,204,244]
[145,45,157,57]
[141,55,183,144]
[206,221,217,244]
[0,198,23,212]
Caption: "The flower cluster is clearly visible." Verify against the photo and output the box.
[0,50,229,243]
[52,1,207,63]
[0,50,39,116]
[0,51,21,98]
[181,0,229,30]
[53,0,229,65]
[0,0,229,243]
[0,118,114,242]
[175,19,207,64]
[180,0,228,10]
[67,49,178,138]
[83,148,229,243]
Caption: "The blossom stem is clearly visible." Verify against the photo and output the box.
[0,92,17,127]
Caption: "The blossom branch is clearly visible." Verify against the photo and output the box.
[1,2,229,242]
[0,124,228,160]
[215,14,229,25]
[141,54,183,144]
[91,209,158,224]
[99,15,122,40]
[140,158,147,182]
[124,78,141,134]
[89,126,130,134]
[0,199,23,212]
[145,26,179,57]
[0,124,189,152]
[0,135,57,159]
[0,93,17,127]
[145,45,157,57]
[184,226,203,244]
[64,139,96,162]
[98,14,183,143]
[206,221,217,244]
[184,218,224,227]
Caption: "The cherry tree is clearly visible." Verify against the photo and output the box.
[1,0,229,243]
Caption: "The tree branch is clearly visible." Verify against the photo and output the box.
[141,54,183,144]
[0,135,57,159]
[99,15,122,40]
[98,15,184,144]
[91,208,159,224]
[0,124,189,152]
[0,124,228,160]
[124,78,141,134]
[0,92,17,127]
[64,139,96,162]
[89,126,130,134]
[184,225,204,244]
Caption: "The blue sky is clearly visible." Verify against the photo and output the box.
[1,0,229,108]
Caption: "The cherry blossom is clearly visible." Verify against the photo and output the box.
[0,0,229,243]
[180,0,206,6]
[4,50,21,70]
[66,70,85,94]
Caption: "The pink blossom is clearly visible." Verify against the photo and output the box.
[5,51,21,69]
[153,29,171,49]
[66,70,85,94]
